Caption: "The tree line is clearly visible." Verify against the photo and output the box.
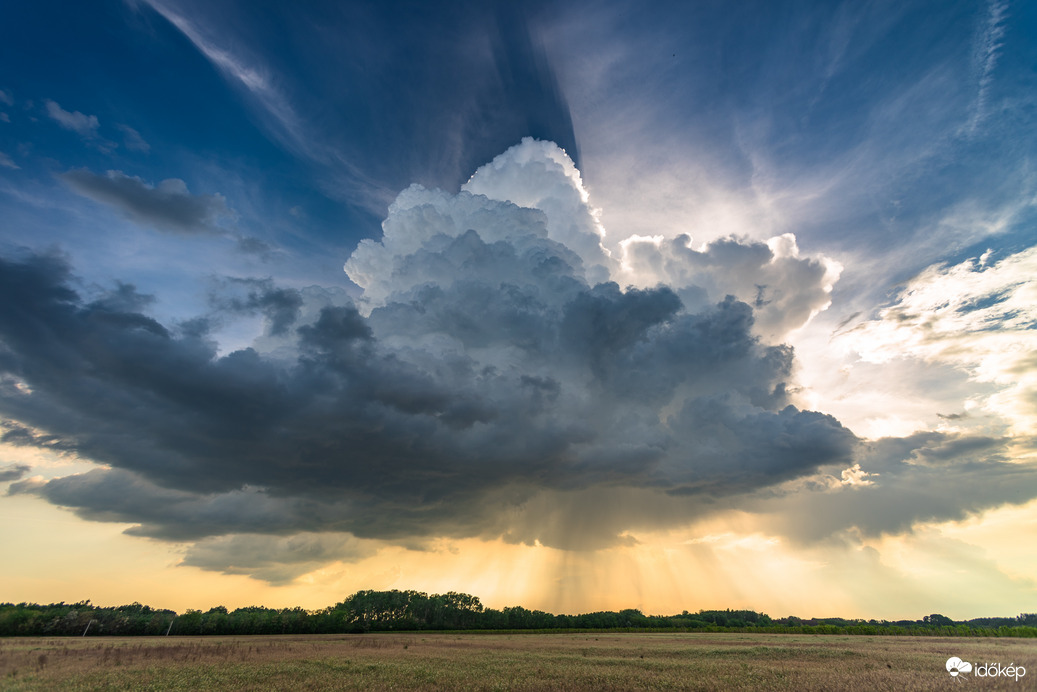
[1,590,1035,637]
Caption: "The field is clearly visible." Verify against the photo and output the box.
[2,632,1035,691]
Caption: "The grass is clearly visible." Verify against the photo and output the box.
[1,632,1034,690]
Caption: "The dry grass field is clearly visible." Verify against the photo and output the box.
[1,632,1035,691]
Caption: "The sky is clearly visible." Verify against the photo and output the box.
[0,0,1035,620]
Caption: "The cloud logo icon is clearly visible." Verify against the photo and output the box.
[946,657,973,677]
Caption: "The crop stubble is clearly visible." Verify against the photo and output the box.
[2,632,1035,690]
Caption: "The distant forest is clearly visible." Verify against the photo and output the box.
[2,590,1036,637]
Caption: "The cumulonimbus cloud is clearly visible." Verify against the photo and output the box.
[11,139,1026,582]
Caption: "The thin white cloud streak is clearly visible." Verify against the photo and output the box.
[965,0,1009,136]
[900,187,1037,267]
[0,152,18,170]
[139,1,295,132]
[816,183,1037,335]
[138,0,392,213]
[785,210,1037,443]
[138,2,263,90]
[545,0,1016,288]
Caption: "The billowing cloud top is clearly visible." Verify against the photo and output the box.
[2,139,861,578]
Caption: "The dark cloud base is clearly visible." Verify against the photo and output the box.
[751,431,1037,544]
[0,240,854,553]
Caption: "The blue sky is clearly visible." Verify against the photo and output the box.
[1,0,1035,617]
[2,0,1032,285]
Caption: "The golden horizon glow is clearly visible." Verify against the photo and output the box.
[4,484,1034,621]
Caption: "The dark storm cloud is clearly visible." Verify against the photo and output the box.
[0,141,867,579]
[909,434,1005,464]
[62,169,230,234]
[0,239,852,554]
[208,278,303,336]
[8,469,309,539]
[751,431,1037,543]
[179,533,377,584]
[0,464,30,482]
[1,422,76,453]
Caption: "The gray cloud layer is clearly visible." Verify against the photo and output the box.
[62,169,230,234]
[751,431,1037,544]
[180,532,376,585]
[0,464,30,482]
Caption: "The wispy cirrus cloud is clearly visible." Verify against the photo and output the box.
[842,244,1037,439]
[136,0,393,213]
[138,0,310,159]
[965,0,1009,136]
[133,1,584,218]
